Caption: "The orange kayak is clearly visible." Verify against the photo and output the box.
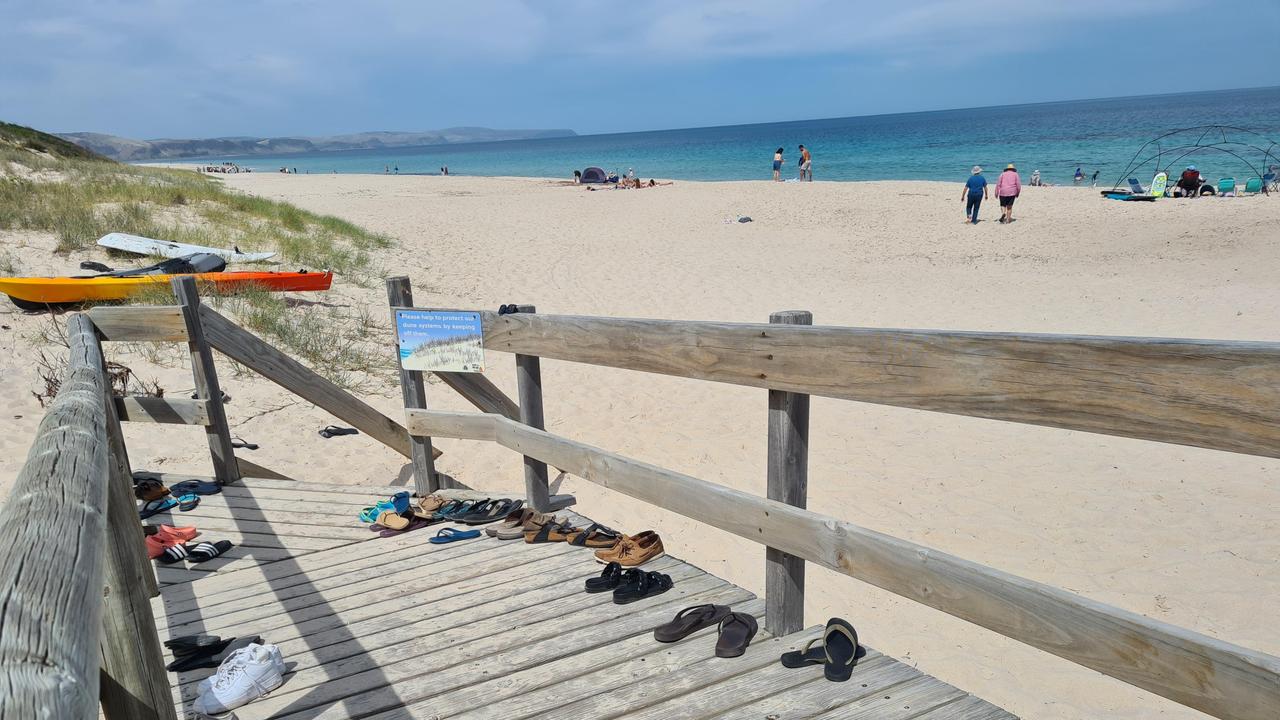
[1,270,333,308]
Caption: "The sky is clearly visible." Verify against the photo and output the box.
[1,0,1277,139]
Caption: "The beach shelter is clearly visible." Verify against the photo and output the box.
[581,166,608,183]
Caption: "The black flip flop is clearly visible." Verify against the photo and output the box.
[319,425,359,438]
[165,635,261,672]
[156,544,192,565]
[654,604,732,643]
[165,634,227,655]
[715,612,758,658]
[170,479,221,496]
[230,436,259,450]
[822,617,860,681]
[187,540,234,563]
[780,637,826,668]
[612,570,673,605]
[458,499,521,525]
[585,562,624,593]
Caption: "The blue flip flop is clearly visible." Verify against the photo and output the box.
[139,497,178,519]
[169,480,221,496]
[176,494,200,512]
[428,528,481,544]
[359,491,412,523]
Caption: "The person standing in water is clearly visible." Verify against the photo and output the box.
[1073,167,1084,184]
[772,148,784,182]
[798,144,812,181]
[996,164,1021,224]
[962,166,988,224]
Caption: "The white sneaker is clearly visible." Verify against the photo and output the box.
[193,643,284,716]
[197,643,285,695]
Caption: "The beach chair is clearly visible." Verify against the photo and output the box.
[1243,177,1263,195]
[1218,177,1236,196]
[1126,178,1145,193]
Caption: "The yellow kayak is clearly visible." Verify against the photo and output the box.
[1,271,333,309]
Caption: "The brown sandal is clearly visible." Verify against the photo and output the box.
[524,520,582,544]
[563,523,622,548]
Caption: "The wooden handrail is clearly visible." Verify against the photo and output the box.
[405,408,1280,720]
[402,309,1280,458]
[0,314,111,718]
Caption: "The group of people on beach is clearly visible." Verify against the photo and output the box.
[771,145,813,181]
[962,164,1022,224]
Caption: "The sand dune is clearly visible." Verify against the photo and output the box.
[3,174,1278,718]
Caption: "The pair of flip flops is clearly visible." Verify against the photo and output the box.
[139,494,199,518]
[651,603,759,657]
[155,540,234,565]
[319,425,359,439]
[169,479,221,496]
[780,617,862,681]
[164,634,261,672]
[428,527,481,544]
[359,491,411,523]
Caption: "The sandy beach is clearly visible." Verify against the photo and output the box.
[2,174,1279,718]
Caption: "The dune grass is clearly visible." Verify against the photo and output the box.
[2,121,398,391]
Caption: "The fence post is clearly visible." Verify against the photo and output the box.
[765,310,811,637]
[387,276,440,495]
[172,277,240,485]
[98,339,177,720]
[514,305,550,511]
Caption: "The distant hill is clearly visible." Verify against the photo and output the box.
[1,121,105,161]
[59,127,578,161]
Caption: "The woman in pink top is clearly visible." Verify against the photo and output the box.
[995,164,1021,224]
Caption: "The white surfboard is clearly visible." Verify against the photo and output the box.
[1150,172,1168,198]
[97,233,276,263]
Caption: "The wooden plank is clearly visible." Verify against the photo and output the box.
[425,600,768,720]
[387,277,438,494]
[197,304,442,460]
[544,624,827,720]
[88,305,188,342]
[408,409,1280,720]
[263,572,750,720]
[147,515,371,542]
[99,345,175,720]
[114,396,210,425]
[766,309,811,637]
[154,525,548,619]
[145,529,348,553]
[173,277,240,484]
[231,567,728,718]
[813,675,967,720]
[514,305,551,510]
[161,544,584,643]
[136,472,403,500]
[711,656,923,720]
[462,310,1280,458]
[0,314,108,719]
[405,409,498,440]
[910,695,1019,720]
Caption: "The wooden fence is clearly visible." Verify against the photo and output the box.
[395,297,1280,720]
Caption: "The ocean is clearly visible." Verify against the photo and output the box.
[184,87,1280,186]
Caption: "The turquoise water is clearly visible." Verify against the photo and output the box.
[185,87,1280,186]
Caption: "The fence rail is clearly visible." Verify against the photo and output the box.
[434,310,1280,457]
[405,407,1280,720]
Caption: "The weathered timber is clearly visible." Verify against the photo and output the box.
[114,396,210,425]
[99,352,175,719]
[404,409,1280,720]
[0,314,109,719]
[468,311,1280,457]
[765,310,811,636]
[172,277,240,484]
[197,304,439,460]
[87,305,189,342]
[514,305,550,511]
[387,277,438,494]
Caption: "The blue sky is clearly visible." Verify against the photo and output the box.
[2,1,1276,139]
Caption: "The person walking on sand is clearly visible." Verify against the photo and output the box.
[772,148,784,182]
[798,144,812,181]
[996,164,1021,224]
[962,166,987,224]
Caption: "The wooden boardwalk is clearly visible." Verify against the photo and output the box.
[148,477,1016,720]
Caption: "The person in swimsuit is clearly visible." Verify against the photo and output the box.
[962,166,987,224]
[772,148,784,182]
[798,145,812,181]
